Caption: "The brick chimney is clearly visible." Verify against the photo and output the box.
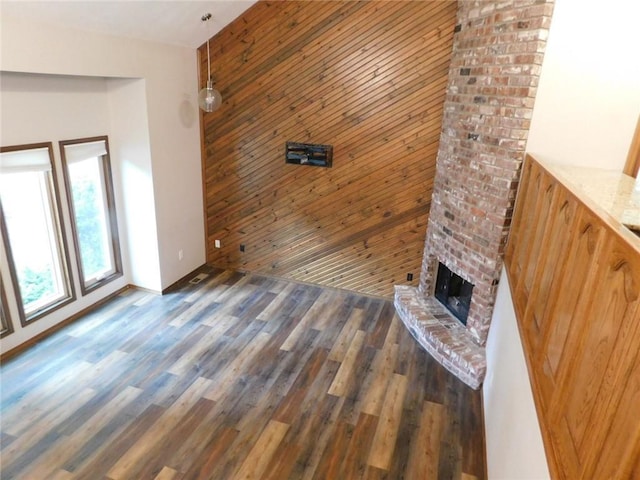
[394,0,555,389]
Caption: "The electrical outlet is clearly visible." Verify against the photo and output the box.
[407,273,413,281]
[240,244,245,252]
[178,249,184,261]
[214,239,221,248]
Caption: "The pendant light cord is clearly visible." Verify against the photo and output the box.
[207,37,211,83]
[202,13,213,86]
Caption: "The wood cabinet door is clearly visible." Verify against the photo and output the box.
[515,168,557,337]
[506,158,535,296]
[525,188,579,407]
[591,346,640,479]
[509,161,558,320]
[550,233,640,478]
[531,207,605,478]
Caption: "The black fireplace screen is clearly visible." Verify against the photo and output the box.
[434,263,474,325]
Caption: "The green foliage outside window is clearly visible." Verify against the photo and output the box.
[71,178,108,278]
[19,265,55,306]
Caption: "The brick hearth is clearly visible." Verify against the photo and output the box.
[395,286,486,389]
[394,0,554,389]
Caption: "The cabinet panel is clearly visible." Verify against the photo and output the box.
[523,187,578,360]
[542,208,606,478]
[505,155,640,480]
[507,160,540,303]
[573,237,640,477]
[529,190,579,407]
[506,158,534,284]
[520,172,556,303]
[592,343,640,479]
[541,208,604,383]
[512,163,555,319]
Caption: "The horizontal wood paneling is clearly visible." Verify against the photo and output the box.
[200,0,457,297]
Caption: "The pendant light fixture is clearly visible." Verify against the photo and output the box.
[198,13,222,113]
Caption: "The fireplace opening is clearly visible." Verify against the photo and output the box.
[434,263,474,325]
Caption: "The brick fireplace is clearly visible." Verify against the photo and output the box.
[394,0,554,389]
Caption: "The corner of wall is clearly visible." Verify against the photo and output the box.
[483,268,549,480]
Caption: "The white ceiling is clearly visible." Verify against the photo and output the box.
[0,0,258,48]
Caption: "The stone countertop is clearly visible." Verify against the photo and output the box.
[545,163,640,232]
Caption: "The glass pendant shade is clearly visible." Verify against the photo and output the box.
[198,80,222,112]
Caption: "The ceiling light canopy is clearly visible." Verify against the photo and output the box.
[198,13,222,113]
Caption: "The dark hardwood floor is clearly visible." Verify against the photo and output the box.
[0,267,485,479]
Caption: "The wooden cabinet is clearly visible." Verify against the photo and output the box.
[505,155,640,480]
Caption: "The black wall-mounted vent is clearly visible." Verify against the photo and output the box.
[286,142,333,168]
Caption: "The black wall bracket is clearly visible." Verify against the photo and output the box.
[286,142,333,168]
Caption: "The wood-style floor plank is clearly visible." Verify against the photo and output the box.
[0,267,485,479]
[406,400,446,479]
[367,373,409,471]
[232,419,290,480]
[327,330,366,397]
[22,385,143,480]
[154,466,181,480]
[107,377,215,480]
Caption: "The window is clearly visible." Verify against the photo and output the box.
[0,276,13,338]
[60,137,122,294]
[0,143,75,324]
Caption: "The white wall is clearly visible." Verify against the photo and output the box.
[484,0,640,477]
[484,270,550,480]
[527,0,640,170]
[106,78,161,290]
[1,13,205,290]
[0,72,130,352]
[1,15,205,352]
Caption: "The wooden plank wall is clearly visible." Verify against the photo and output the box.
[199,0,457,298]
